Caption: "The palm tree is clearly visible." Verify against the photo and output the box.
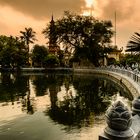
[126,32,140,53]
[20,27,37,53]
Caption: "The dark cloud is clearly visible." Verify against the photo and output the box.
[97,0,136,22]
[0,0,86,20]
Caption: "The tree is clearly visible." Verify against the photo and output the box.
[20,27,37,53]
[44,54,59,67]
[42,11,113,66]
[31,44,48,67]
[57,50,64,67]
[120,53,140,67]
[126,32,140,53]
[0,35,28,68]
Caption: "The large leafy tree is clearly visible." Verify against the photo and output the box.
[0,35,28,68]
[43,11,113,66]
[31,44,48,67]
[126,32,140,53]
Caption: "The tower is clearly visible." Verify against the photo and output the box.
[48,15,59,55]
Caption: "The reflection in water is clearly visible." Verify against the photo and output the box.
[0,72,133,139]
[0,73,28,104]
[46,74,133,130]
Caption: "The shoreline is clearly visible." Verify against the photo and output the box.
[1,67,140,97]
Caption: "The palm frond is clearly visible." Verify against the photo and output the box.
[126,32,140,52]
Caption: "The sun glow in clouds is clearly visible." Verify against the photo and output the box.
[82,0,94,16]
[82,0,100,17]
[85,0,94,7]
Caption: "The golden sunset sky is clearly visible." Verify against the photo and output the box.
[0,0,140,51]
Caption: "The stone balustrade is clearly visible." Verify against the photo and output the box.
[97,67,140,85]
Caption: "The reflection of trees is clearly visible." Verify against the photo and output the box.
[0,73,28,103]
[47,75,109,128]
[46,74,59,109]
[32,74,65,96]
[0,73,35,114]
[72,76,110,114]
[14,74,29,97]
[32,75,49,96]
[21,92,35,115]
[32,73,72,112]
[15,74,35,114]
[21,75,36,115]
[0,72,133,120]
[0,73,15,103]
[47,74,132,128]
[98,76,133,101]
[47,74,70,109]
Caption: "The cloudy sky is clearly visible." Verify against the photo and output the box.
[0,0,140,51]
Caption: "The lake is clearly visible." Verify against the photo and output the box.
[0,72,133,140]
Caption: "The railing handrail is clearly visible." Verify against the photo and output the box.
[96,66,140,85]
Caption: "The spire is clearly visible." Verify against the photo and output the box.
[51,14,54,23]
[48,14,59,55]
[114,11,117,47]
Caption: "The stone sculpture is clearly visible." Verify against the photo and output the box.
[104,101,134,140]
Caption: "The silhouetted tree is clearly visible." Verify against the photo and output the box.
[20,27,37,53]
[43,11,113,66]
[44,54,59,67]
[126,32,140,53]
[31,44,48,67]
[0,35,28,68]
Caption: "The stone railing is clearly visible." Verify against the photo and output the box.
[96,67,140,85]
[99,97,140,140]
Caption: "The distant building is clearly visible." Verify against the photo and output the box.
[48,15,60,55]
[108,47,122,62]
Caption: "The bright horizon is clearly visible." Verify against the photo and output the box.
[0,0,140,51]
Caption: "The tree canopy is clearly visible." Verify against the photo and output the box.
[20,27,37,52]
[31,44,48,67]
[43,11,113,66]
[0,35,28,68]
[44,54,59,67]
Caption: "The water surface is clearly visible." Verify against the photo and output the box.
[0,72,133,140]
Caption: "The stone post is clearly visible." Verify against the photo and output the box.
[131,96,140,140]
[132,96,140,116]
[99,101,135,140]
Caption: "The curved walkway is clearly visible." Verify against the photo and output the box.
[74,68,140,97]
